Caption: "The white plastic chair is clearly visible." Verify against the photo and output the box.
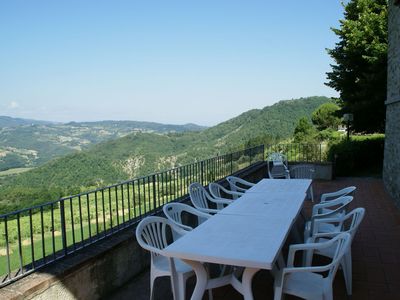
[163,202,211,232]
[209,182,244,200]
[304,195,353,241]
[320,186,356,203]
[163,202,232,279]
[305,207,365,295]
[290,164,315,201]
[226,176,255,194]
[319,186,356,215]
[273,232,351,300]
[266,152,290,179]
[189,182,232,213]
[135,216,193,300]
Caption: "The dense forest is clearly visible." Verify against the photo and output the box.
[0,96,330,213]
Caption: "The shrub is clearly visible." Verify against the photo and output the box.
[327,134,385,176]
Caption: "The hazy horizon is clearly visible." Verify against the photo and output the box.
[0,1,343,126]
[1,95,332,127]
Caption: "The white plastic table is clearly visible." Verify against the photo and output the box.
[164,179,312,300]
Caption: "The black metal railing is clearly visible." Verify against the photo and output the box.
[0,145,264,287]
[265,143,327,162]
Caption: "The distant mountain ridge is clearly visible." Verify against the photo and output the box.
[0,96,331,214]
[0,116,55,127]
[0,118,207,171]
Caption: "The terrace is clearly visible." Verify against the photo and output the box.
[108,178,400,300]
[1,142,399,299]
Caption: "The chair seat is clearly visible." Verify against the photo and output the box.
[283,272,326,299]
[153,255,193,274]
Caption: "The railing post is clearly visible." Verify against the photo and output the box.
[320,143,322,162]
[230,153,233,174]
[200,161,204,185]
[59,200,68,256]
[152,174,157,211]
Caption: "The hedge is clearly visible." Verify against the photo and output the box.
[327,134,385,176]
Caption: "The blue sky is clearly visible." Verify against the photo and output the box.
[0,0,344,126]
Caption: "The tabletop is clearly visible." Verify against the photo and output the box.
[164,178,312,270]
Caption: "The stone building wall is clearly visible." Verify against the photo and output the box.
[383,0,400,207]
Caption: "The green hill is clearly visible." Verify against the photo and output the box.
[0,96,330,213]
[0,119,206,171]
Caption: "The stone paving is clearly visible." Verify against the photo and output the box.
[109,178,400,300]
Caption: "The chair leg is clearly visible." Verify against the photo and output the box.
[273,286,282,300]
[176,274,186,300]
[208,289,213,300]
[302,249,313,267]
[323,290,333,300]
[342,251,352,295]
[150,271,156,300]
[308,186,314,202]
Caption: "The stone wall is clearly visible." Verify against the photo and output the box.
[383,0,400,207]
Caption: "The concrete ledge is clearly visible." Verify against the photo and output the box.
[289,162,333,180]
[0,226,149,300]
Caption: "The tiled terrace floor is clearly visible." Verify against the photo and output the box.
[110,178,400,300]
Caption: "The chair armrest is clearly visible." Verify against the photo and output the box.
[312,196,352,216]
[283,264,331,275]
[320,186,356,203]
[196,207,220,214]
[227,190,244,197]
[234,186,248,193]
[219,185,244,197]
[287,242,322,267]
[210,197,234,205]
[171,224,190,240]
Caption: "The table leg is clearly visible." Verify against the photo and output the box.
[181,259,208,300]
[231,267,259,300]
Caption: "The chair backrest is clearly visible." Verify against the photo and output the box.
[313,207,365,242]
[266,152,289,179]
[290,164,315,179]
[310,195,353,235]
[312,195,353,218]
[320,186,356,203]
[163,202,211,231]
[226,176,255,194]
[135,216,180,259]
[286,232,351,282]
[267,152,288,164]
[209,182,241,200]
[208,182,224,199]
[189,182,218,213]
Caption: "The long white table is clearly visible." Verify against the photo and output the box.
[164,179,312,300]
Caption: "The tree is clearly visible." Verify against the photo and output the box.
[311,102,341,130]
[293,117,318,143]
[326,0,388,133]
